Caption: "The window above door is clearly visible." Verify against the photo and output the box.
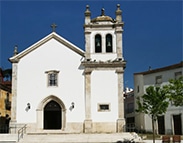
[45,70,60,87]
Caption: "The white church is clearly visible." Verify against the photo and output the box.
[9,4,126,133]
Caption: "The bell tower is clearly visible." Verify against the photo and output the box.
[82,4,126,133]
[84,4,124,62]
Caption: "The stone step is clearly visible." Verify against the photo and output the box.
[19,133,142,143]
[0,141,16,143]
[0,134,17,143]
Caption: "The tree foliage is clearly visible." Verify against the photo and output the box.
[163,76,183,106]
[136,86,169,118]
[136,86,169,143]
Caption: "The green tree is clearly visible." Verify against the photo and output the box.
[163,76,183,106]
[136,86,169,143]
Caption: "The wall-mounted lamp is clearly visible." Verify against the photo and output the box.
[25,103,31,112]
[86,58,91,61]
[118,58,122,61]
[69,102,75,111]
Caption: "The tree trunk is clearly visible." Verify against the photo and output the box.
[152,116,155,143]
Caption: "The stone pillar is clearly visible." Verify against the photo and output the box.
[36,109,43,129]
[115,4,122,23]
[84,68,92,133]
[10,62,18,133]
[115,4,124,59]
[84,5,91,61]
[116,68,125,132]
[115,27,123,59]
[84,5,91,25]
[84,30,91,60]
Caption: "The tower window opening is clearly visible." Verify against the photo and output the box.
[95,34,102,53]
[106,34,112,52]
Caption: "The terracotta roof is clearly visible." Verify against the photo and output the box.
[134,61,183,75]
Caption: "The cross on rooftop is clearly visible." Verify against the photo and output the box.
[51,23,57,32]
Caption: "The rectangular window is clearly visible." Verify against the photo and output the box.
[45,70,59,87]
[49,73,57,86]
[6,92,9,101]
[127,103,134,113]
[137,85,140,93]
[175,71,182,80]
[98,103,110,112]
[155,75,162,84]
[5,92,11,110]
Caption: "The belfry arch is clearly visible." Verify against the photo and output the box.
[36,95,66,130]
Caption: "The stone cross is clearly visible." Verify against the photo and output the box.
[51,23,57,32]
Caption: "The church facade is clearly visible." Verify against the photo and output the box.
[9,5,126,133]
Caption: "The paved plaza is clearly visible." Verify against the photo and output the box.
[0,133,182,143]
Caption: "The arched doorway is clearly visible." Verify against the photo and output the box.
[44,100,61,129]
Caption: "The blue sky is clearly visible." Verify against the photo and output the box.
[0,1,182,88]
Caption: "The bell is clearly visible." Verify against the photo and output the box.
[107,41,111,47]
[97,41,100,47]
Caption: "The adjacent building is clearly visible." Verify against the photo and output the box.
[124,88,135,132]
[0,68,12,133]
[134,61,183,135]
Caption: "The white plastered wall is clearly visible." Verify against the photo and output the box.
[91,70,118,122]
[16,39,85,123]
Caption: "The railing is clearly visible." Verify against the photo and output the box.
[9,124,17,134]
[0,125,9,133]
[17,124,27,142]
[125,123,146,133]
[125,123,136,132]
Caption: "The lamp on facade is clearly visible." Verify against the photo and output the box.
[25,103,31,112]
[69,102,75,111]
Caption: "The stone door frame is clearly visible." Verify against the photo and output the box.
[36,95,66,130]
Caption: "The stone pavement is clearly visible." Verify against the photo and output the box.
[0,133,182,143]
[144,140,183,143]
[18,133,142,143]
[143,140,162,143]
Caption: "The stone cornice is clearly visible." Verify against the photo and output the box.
[115,68,124,73]
[45,70,60,74]
[9,58,19,63]
[84,30,91,34]
[114,22,124,27]
[81,60,126,69]
[84,24,114,29]
[83,22,124,29]
[84,68,93,74]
